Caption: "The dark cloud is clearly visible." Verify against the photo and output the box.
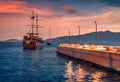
[21,0,94,3]
[39,13,64,19]
[1,0,116,18]
[62,6,78,14]
[22,0,120,8]
[100,0,120,7]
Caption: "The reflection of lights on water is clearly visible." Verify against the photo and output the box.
[75,64,86,82]
[64,61,87,82]
[91,71,106,82]
[64,61,106,82]
[64,61,75,82]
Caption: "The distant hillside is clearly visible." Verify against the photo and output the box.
[46,30,120,46]
[1,30,120,46]
[4,39,22,42]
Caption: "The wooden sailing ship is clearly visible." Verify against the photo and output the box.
[23,11,44,50]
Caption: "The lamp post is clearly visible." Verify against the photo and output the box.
[68,28,70,44]
[95,21,98,46]
[78,26,80,44]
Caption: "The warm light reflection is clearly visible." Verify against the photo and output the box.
[64,60,107,82]
[75,64,86,82]
[64,61,75,82]
[64,61,87,82]
[91,71,106,82]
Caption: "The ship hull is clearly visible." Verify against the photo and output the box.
[47,42,52,45]
[23,42,43,50]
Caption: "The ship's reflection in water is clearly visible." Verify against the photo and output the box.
[64,61,106,82]
[29,50,40,82]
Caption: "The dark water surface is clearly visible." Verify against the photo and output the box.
[0,42,120,82]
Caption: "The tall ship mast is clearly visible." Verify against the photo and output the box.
[23,11,44,50]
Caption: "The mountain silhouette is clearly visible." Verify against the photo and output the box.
[1,30,120,46]
[49,30,120,46]
[4,39,22,42]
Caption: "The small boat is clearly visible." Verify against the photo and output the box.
[47,40,52,45]
[23,11,44,50]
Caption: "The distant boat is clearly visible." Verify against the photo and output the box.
[23,11,44,50]
[47,40,52,45]
[47,28,52,45]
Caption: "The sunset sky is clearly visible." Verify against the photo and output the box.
[0,0,120,40]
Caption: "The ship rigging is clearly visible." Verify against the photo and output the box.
[23,11,44,50]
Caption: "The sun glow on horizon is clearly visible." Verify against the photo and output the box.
[0,0,120,40]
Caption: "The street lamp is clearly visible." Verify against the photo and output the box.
[95,21,98,46]
[78,26,80,44]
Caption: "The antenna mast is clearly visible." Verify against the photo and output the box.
[68,28,70,44]
[31,11,35,36]
[36,14,39,36]
[49,27,51,39]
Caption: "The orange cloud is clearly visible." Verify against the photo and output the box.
[0,1,30,14]
[92,11,113,19]
[98,7,110,11]
[0,0,62,18]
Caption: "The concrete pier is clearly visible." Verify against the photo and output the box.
[57,44,120,72]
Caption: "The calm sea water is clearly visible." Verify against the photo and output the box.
[0,42,120,82]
